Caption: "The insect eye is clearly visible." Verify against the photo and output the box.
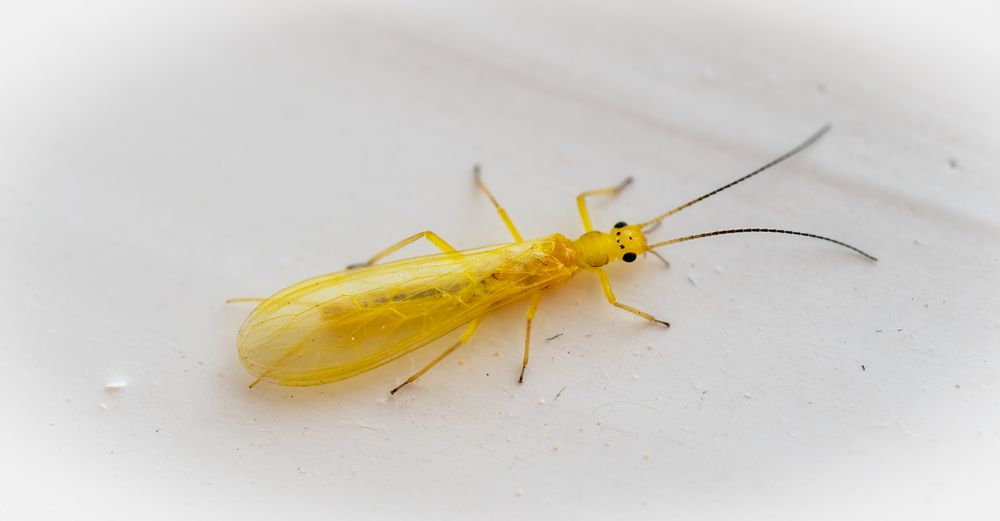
[613,221,627,228]
[622,252,637,263]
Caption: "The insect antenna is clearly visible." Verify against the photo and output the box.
[647,228,877,261]
[647,249,671,268]
[640,124,831,230]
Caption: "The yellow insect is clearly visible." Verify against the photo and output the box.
[231,126,876,394]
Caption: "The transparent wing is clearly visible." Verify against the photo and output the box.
[237,235,577,386]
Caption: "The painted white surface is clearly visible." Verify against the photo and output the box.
[2,1,998,519]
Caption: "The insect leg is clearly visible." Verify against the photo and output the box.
[594,269,670,327]
[518,291,543,383]
[349,231,458,269]
[576,177,634,232]
[390,316,484,395]
[473,165,523,241]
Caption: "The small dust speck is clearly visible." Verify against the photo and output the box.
[948,158,959,170]
[515,488,525,497]
[743,393,752,399]
[861,364,866,371]
[643,451,652,460]
[552,443,560,451]
[954,384,961,389]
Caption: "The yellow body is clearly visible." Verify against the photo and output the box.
[234,128,875,392]
[238,234,581,386]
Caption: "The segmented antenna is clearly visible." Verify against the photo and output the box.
[647,228,877,261]
[640,124,831,230]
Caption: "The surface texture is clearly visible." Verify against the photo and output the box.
[2,1,998,519]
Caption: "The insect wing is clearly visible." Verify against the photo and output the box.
[237,238,573,386]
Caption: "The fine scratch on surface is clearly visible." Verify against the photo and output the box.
[590,400,667,417]
[508,455,529,470]
[339,420,384,432]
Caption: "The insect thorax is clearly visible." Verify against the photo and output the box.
[573,231,615,269]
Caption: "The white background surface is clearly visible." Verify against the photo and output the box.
[2,1,998,519]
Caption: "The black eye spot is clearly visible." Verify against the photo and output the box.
[614,221,627,228]
[620,244,625,249]
[616,231,621,236]
[623,252,637,262]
